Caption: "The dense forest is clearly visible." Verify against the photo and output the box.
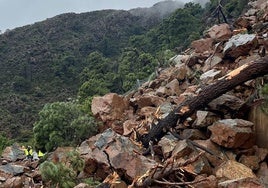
[0,0,249,152]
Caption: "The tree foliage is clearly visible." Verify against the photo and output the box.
[0,134,11,155]
[33,102,99,151]
[129,3,204,54]
[40,150,84,188]
[0,0,249,143]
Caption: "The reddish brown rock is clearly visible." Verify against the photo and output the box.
[191,38,214,53]
[91,93,127,122]
[254,146,268,161]
[194,110,220,128]
[170,63,188,81]
[158,135,178,159]
[234,17,251,29]
[47,147,74,164]
[256,162,268,187]
[208,119,255,148]
[192,175,218,188]
[206,24,232,42]
[102,172,127,188]
[194,139,226,167]
[79,129,156,181]
[208,94,245,115]
[109,152,156,182]
[218,177,265,188]
[1,177,23,188]
[165,79,181,96]
[186,152,212,175]
[138,106,156,117]
[239,155,260,171]
[123,119,139,136]
[215,160,256,181]
[172,140,194,160]
[135,94,164,108]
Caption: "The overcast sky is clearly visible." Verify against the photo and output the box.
[0,0,194,32]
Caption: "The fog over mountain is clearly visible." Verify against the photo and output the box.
[0,0,209,32]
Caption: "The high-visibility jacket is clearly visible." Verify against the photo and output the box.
[38,150,44,157]
[24,149,29,156]
[28,149,33,156]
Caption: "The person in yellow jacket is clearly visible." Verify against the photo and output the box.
[24,146,33,160]
[38,150,44,157]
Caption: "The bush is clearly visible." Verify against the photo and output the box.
[0,134,11,155]
[33,101,99,152]
[40,150,85,188]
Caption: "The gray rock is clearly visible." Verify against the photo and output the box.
[223,34,257,58]
[0,164,24,176]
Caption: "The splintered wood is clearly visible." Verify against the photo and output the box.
[131,152,205,187]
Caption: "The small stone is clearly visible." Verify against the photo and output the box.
[256,162,268,187]
[200,69,222,84]
[239,155,260,171]
[158,134,178,159]
[172,140,194,160]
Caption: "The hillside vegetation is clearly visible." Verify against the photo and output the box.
[0,0,249,146]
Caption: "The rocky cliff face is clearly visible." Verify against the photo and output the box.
[1,0,268,187]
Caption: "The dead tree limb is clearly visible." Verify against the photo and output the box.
[140,56,268,149]
[134,152,205,187]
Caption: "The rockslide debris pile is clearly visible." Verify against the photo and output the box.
[1,0,268,187]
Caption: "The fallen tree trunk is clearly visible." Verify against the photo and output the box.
[140,56,268,148]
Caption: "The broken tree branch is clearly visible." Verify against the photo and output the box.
[134,152,205,187]
[140,56,268,148]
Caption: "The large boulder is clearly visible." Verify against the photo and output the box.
[1,144,25,162]
[206,24,232,42]
[208,94,245,116]
[91,93,128,122]
[0,164,25,176]
[208,119,255,148]
[223,34,258,58]
[78,129,157,181]
[134,94,165,108]
[191,38,214,53]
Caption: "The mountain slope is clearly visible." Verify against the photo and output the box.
[0,1,181,139]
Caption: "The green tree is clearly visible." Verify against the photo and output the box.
[0,134,11,155]
[33,102,98,152]
[118,48,157,92]
[12,76,31,93]
[129,3,204,53]
[40,150,86,187]
[78,79,110,102]
[40,161,76,188]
